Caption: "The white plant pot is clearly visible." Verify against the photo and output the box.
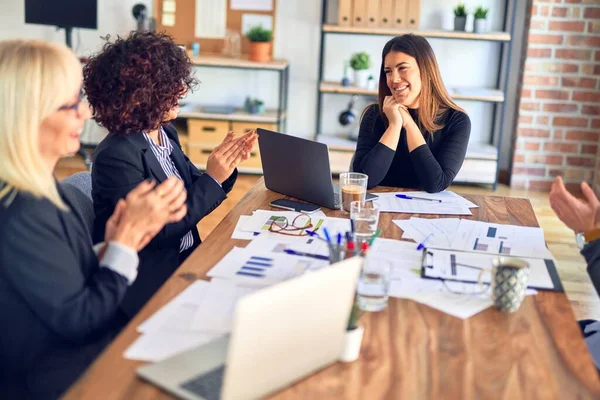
[340,325,364,362]
[474,18,488,33]
[353,70,369,89]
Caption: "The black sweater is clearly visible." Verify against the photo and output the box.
[352,105,471,192]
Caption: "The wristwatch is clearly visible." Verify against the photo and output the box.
[576,228,600,249]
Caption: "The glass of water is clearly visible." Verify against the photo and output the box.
[350,200,380,243]
[357,258,391,312]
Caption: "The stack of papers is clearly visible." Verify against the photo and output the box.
[125,280,261,362]
[373,190,477,215]
[394,218,554,260]
[207,247,329,285]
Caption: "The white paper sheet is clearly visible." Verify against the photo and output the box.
[422,249,555,290]
[389,279,537,319]
[195,0,227,38]
[374,193,472,215]
[138,280,210,333]
[393,218,461,248]
[448,219,554,259]
[207,247,329,285]
[399,191,479,209]
[245,235,330,257]
[190,279,257,332]
[161,12,175,27]
[124,330,222,363]
[232,215,261,240]
[231,0,273,11]
[241,14,273,35]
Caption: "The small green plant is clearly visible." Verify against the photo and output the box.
[349,52,370,71]
[347,298,364,330]
[244,96,265,114]
[245,25,273,42]
[474,6,489,19]
[454,3,468,17]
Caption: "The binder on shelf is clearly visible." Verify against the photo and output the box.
[406,0,421,29]
[338,0,353,27]
[352,0,368,27]
[366,0,381,28]
[392,0,408,29]
[380,0,395,28]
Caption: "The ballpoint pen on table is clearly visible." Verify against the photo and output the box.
[283,249,329,261]
[322,227,332,244]
[396,194,442,203]
[306,230,328,242]
[416,233,434,250]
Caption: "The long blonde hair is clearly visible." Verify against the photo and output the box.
[377,34,465,135]
[0,40,82,209]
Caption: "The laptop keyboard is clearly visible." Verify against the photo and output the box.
[180,365,225,400]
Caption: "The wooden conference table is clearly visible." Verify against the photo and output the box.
[65,179,600,399]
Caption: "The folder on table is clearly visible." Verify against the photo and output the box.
[379,0,394,28]
[338,0,352,27]
[352,0,368,27]
[392,0,407,29]
[366,0,381,28]
[406,0,421,29]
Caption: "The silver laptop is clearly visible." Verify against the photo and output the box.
[138,258,363,400]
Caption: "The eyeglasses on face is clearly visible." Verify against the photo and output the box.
[58,88,85,113]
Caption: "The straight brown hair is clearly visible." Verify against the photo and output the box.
[377,34,465,135]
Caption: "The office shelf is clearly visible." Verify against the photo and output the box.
[189,54,289,71]
[179,106,285,124]
[322,24,511,42]
[319,81,505,103]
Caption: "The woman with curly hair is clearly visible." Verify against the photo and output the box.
[0,39,187,398]
[353,35,471,192]
[85,31,256,320]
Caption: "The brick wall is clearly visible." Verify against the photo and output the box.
[512,0,600,191]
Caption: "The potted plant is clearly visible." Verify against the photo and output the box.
[244,96,265,114]
[340,298,365,362]
[350,52,370,89]
[453,3,468,32]
[246,25,273,62]
[474,6,490,33]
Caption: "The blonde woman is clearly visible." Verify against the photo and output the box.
[353,34,471,192]
[0,40,187,399]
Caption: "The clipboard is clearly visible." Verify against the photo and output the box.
[420,249,564,292]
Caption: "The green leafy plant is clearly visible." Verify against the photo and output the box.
[347,298,364,330]
[244,96,265,114]
[454,3,468,17]
[245,25,273,42]
[349,52,370,71]
[474,6,489,19]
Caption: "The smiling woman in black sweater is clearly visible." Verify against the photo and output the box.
[353,34,471,192]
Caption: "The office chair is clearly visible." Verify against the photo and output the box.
[60,171,94,236]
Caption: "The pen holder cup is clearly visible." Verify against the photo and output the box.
[328,244,347,264]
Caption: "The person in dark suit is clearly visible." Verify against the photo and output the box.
[84,31,257,320]
[0,40,187,399]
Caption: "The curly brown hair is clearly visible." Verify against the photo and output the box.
[83,31,198,134]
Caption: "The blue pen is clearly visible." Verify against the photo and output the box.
[322,227,332,244]
[337,233,342,246]
[350,219,355,235]
[283,249,329,261]
[396,194,442,203]
[416,233,434,250]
